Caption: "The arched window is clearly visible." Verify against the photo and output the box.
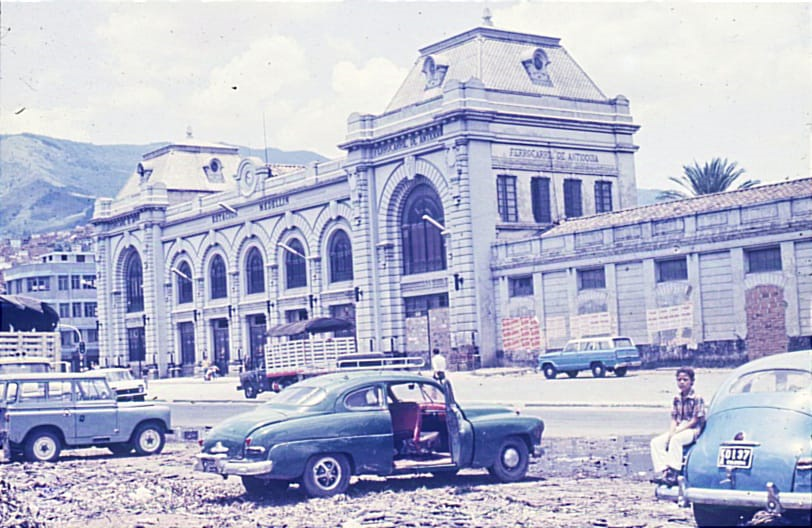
[125,252,144,313]
[245,247,265,294]
[285,239,307,289]
[210,255,227,299]
[401,185,446,275]
[328,230,353,283]
[176,261,193,304]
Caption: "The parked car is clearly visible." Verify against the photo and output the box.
[0,371,172,463]
[97,367,147,401]
[537,336,642,379]
[0,357,53,375]
[195,371,544,497]
[664,350,812,527]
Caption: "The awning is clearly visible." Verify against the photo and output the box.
[266,317,354,338]
[0,294,60,332]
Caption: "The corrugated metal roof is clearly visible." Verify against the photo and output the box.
[543,178,812,237]
[386,27,606,112]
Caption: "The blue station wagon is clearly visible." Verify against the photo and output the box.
[661,350,812,527]
[194,371,544,497]
[0,372,172,463]
[538,336,642,379]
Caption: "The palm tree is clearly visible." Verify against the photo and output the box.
[656,158,760,201]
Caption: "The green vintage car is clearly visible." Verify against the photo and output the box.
[194,371,544,497]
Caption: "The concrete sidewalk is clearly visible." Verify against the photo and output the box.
[146,367,733,408]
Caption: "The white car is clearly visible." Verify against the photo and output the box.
[98,368,147,401]
[0,357,53,375]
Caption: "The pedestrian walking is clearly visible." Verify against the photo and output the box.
[431,348,447,381]
[650,366,706,486]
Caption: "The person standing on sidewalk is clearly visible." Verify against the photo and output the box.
[650,367,706,486]
[431,348,447,381]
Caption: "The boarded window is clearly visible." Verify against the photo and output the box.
[656,258,688,282]
[531,177,552,223]
[578,268,605,290]
[746,247,782,273]
[564,179,583,218]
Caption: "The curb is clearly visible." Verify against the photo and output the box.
[161,398,669,409]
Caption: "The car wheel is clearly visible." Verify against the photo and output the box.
[302,453,351,497]
[542,364,557,379]
[614,367,627,377]
[488,436,529,483]
[244,383,258,399]
[24,430,61,463]
[132,423,165,456]
[565,371,578,378]
[692,504,747,527]
[591,363,606,378]
[241,476,289,496]
[108,443,133,456]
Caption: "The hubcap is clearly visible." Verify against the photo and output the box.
[313,457,342,491]
[139,429,160,451]
[36,437,57,460]
[503,446,520,469]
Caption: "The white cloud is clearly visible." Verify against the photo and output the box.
[1,1,809,189]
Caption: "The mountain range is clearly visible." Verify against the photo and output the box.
[0,133,662,239]
[0,133,327,239]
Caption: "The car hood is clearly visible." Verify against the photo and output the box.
[686,406,812,492]
[202,405,322,455]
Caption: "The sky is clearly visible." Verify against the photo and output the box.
[1,1,809,191]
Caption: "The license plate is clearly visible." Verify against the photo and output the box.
[717,446,753,469]
[201,459,220,474]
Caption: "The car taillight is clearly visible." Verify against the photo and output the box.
[245,437,252,447]
[794,457,812,493]
[198,439,204,447]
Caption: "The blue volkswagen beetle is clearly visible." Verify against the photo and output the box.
[673,350,812,527]
[194,370,544,498]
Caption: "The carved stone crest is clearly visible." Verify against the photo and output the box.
[522,48,553,87]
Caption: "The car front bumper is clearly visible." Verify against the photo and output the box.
[193,453,273,476]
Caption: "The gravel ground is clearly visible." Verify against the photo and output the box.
[1,437,698,528]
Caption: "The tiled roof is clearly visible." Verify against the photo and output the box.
[543,178,812,237]
[116,142,241,199]
[386,26,606,112]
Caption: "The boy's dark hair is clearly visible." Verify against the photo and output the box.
[676,367,695,382]
[433,348,440,355]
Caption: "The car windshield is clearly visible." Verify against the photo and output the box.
[728,368,812,395]
[613,338,633,347]
[105,370,134,382]
[269,386,327,407]
[563,342,580,352]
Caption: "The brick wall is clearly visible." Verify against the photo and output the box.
[745,285,788,360]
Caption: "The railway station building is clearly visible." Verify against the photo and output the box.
[91,22,811,376]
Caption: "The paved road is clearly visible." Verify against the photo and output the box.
[149,366,732,407]
[155,367,727,439]
[168,401,667,438]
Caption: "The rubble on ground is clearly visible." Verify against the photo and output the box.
[1,439,692,528]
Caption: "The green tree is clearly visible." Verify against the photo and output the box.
[657,158,760,201]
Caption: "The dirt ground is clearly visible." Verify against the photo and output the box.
[0,437,700,528]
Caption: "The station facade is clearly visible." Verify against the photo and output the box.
[92,23,808,376]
